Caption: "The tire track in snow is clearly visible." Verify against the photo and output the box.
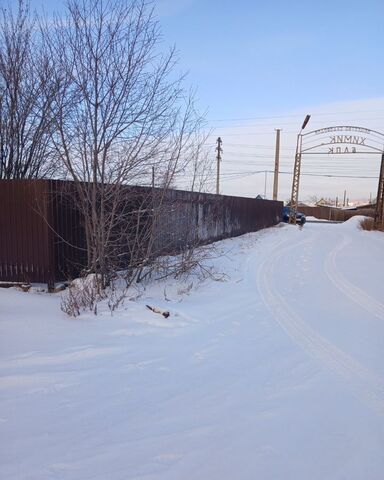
[257,231,384,416]
[325,234,384,321]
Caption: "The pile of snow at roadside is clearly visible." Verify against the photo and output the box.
[1,221,384,480]
[305,215,329,221]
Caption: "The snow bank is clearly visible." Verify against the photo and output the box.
[1,223,384,480]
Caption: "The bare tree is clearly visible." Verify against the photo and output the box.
[45,0,205,291]
[0,0,58,179]
[189,136,215,193]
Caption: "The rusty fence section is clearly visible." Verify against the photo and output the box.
[0,180,282,284]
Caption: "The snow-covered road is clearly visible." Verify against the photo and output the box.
[1,219,384,479]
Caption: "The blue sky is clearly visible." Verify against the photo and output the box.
[27,0,384,200]
[28,0,383,120]
[156,0,383,120]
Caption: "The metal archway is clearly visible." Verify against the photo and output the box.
[289,125,384,228]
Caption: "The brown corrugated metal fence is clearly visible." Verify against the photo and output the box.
[0,180,282,284]
[298,205,375,222]
[0,180,54,284]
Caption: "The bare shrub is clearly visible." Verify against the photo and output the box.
[360,217,384,232]
[60,276,106,317]
[359,217,375,231]
[141,242,220,285]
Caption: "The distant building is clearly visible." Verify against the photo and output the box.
[315,198,333,207]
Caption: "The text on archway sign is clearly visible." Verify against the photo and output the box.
[328,135,365,154]
[305,126,378,154]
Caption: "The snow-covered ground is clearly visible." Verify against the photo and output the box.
[1,218,384,480]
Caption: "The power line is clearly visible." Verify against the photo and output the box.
[223,143,296,149]
[207,131,298,136]
[280,171,379,179]
[221,170,379,179]
[210,117,384,129]
[209,109,384,122]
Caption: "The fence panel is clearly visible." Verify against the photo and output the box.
[0,180,55,284]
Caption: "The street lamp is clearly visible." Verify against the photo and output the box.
[301,114,311,131]
[289,114,311,224]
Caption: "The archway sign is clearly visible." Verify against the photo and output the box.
[289,125,384,228]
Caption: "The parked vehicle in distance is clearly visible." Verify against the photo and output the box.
[282,206,306,225]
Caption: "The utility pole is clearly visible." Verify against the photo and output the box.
[151,166,155,189]
[216,137,223,195]
[374,153,384,229]
[273,129,281,200]
[343,189,346,207]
